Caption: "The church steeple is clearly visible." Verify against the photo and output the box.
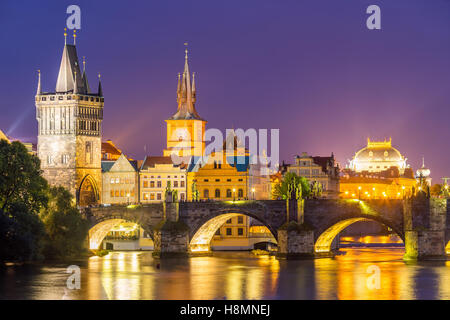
[97,73,103,97]
[169,46,202,120]
[81,56,91,94]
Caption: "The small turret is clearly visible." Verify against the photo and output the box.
[36,70,41,95]
[97,73,103,97]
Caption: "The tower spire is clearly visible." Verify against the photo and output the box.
[82,56,91,94]
[36,70,41,95]
[73,29,77,45]
[73,71,78,94]
[64,28,67,45]
[97,73,103,97]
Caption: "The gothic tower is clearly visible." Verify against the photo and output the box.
[163,47,206,159]
[35,32,103,206]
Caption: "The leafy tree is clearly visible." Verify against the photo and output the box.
[0,140,48,262]
[40,187,89,259]
[0,140,48,213]
[273,172,310,200]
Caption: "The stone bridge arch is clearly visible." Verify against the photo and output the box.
[84,204,165,249]
[304,199,405,254]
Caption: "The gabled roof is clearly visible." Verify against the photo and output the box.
[102,154,137,173]
[140,156,186,170]
[102,140,123,160]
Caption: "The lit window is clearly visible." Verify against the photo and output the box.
[110,178,114,184]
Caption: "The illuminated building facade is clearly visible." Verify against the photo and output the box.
[102,154,139,204]
[35,34,103,206]
[285,152,340,198]
[139,156,187,202]
[348,138,407,174]
[163,48,206,159]
[341,138,416,199]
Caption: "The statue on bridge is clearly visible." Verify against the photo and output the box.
[165,181,178,203]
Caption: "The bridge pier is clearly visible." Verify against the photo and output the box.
[152,194,190,258]
[277,199,315,259]
[404,198,447,260]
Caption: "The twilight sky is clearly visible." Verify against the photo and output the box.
[1,0,449,182]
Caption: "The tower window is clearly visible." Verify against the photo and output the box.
[215,189,221,198]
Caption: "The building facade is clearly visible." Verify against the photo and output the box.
[139,156,187,202]
[102,154,139,204]
[285,152,340,198]
[35,36,104,206]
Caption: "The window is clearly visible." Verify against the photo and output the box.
[180,193,185,201]
[215,189,221,198]
[238,179,243,182]
[215,179,220,182]
[115,178,120,184]
[214,161,217,169]
[157,193,161,200]
[115,190,119,197]
[150,181,155,188]
[143,181,148,188]
[226,189,232,198]
[120,190,124,197]
[238,216,244,224]
[110,190,114,197]
[174,181,179,188]
[150,193,155,200]
[85,142,93,164]
[203,189,209,198]
[180,181,185,187]
[215,229,221,236]
[237,228,244,236]
[61,154,69,164]
[143,193,149,200]
[47,155,53,165]
[238,189,244,198]
[227,219,232,224]
[157,181,162,188]
[226,228,232,236]
[204,179,209,182]
[227,179,231,182]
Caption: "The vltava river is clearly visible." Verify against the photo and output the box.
[1,248,450,300]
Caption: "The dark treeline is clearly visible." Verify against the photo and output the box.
[0,140,89,263]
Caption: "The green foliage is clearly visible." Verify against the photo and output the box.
[273,172,310,200]
[0,203,46,262]
[94,249,110,257]
[0,141,48,262]
[40,187,89,259]
[0,140,48,214]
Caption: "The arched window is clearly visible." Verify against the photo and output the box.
[226,189,232,198]
[215,189,221,198]
[204,189,209,199]
[238,189,244,198]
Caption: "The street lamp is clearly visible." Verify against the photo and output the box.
[127,193,130,205]
[358,186,362,199]
[251,188,255,200]
[233,188,236,202]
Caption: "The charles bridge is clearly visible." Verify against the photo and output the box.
[83,197,450,260]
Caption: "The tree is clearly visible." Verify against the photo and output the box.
[40,187,89,259]
[0,140,48,262]
[273,172,310,200]
[0,140,48,213]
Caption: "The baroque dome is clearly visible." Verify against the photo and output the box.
[349,138,407,173]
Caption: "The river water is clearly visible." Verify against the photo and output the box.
[1,247,449,300]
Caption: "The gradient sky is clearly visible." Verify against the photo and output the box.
[1,0,449,182]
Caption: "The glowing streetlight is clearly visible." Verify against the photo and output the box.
[251,188,255,200]
[233,188,236,202]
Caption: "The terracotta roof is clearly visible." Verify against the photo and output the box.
[140,156,181,170]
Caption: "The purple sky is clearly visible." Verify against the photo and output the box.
[1,1,449,182]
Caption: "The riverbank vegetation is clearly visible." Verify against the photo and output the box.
[0,140,89,263]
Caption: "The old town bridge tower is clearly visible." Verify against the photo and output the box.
[35,31,103,206]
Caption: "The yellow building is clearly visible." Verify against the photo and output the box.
[163,48,206,159]
[341,138,416,199]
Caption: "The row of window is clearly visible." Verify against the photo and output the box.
[40,95,103,102]
[47,154,70,165]
[142,193,185,201]
[216,227,244,236]
[201,178,244,182]
[227,217,244,224]
[110,190,135,198]
[142,181,185,188]
[142,175,184,179]
[78,120,99,132]
[203,188,244,198]
[110,178,135,184]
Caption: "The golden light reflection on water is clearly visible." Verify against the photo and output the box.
[5,248,450,300]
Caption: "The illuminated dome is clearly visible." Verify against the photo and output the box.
[349,138,407,173]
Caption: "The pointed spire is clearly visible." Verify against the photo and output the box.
[36,70,41,95]
[55,39,83,93]
[64,28,67,45]
[81,56,91,94]
[73,71,78,94]
[97,73,103,97]
[169,44,202,120]
[422,157,425,168]
[73,29,77,45]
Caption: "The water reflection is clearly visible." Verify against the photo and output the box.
[0,248,449,300]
